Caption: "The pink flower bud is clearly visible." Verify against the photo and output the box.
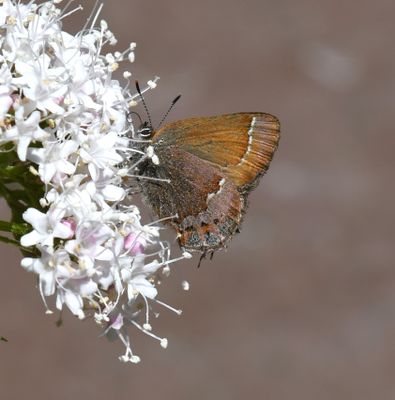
[124,233,145,255]
[61,218,77,239]
[54,95,64,105]
[109,313,124,330]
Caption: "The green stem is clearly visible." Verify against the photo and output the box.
[0,234,35,254]
[0,234,22,246]
[0,149,44,255]
[0,220,30,235]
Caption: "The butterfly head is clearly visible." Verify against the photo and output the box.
[137,121,154,139]
[134,81,182,142]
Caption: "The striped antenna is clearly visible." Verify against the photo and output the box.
[135,81,153,128]
[158,94,182,128]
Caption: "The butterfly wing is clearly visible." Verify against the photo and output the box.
[140,112,280,252]
[138,145,244,251]
[152,112,280,190]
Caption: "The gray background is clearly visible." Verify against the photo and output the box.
[1,0,395,399]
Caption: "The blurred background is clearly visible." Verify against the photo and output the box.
[1,0,395,399]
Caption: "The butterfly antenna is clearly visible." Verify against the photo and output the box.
[135,81,153,128]
[158,94,182,128]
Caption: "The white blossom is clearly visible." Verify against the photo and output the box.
[20,206,72,247]
[0,0,189,363]
[3,107,49,161]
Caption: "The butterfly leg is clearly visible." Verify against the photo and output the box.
[197,252,206,268]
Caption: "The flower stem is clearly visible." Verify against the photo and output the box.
[0,234,23,247]
[0,149,44,253]
[0,220,30,235]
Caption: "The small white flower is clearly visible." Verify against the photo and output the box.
[21,207,72,247]
[65,221,115,273]
[0,1,29,27]
[79,131,124,169]
[86,165,125,206]
[56,289,85,319]
[13,59,67,114]
[27,139,79,183]
[123,260,162,300]
[21,247,70,296]
[3,107,48,161]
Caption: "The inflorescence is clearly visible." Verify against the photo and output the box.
[0,0,190,363]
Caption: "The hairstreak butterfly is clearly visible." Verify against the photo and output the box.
[131,83,280,258]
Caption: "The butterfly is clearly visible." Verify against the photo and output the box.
[130,84,280,257]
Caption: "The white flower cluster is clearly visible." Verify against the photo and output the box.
[0,0,190,363]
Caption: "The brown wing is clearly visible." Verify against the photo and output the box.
[139,146,243,251]
[152,112,280,188]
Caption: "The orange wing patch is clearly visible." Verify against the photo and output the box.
[152,113,280,188]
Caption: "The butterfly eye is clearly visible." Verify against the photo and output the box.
[138,122,153,138]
